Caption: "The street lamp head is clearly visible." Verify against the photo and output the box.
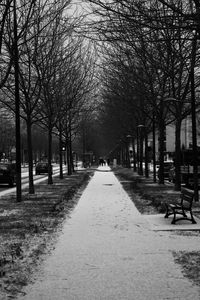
[126,134,132,138]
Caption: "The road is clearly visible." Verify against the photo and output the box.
[0,164,66,197]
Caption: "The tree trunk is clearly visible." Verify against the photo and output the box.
[133,138,137,172]
[158,118,165,184]
[191,35,199,201]
[69,123,74,172]
[139,129,143,175]
[48,127,53,184]
[14,0,21,202]
[67,140,72,175]
[70,139,74,173]
[174,118,181,191]
[59,122,63,179]
[27,117,34,194]
[152,114,156,183]
[144,129,149,178]
[137,129,140,174]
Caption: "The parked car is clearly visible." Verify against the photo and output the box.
[35,162,52,175]
[157,161,174,180]
[0,162,16,187]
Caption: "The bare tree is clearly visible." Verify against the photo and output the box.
[86,0,200,191]
[54,39,97,176]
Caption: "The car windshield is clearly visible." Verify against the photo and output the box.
[163,163,173,170]
[0,164,9,170]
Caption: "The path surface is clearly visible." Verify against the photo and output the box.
[18,166,200,299]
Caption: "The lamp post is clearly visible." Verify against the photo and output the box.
[136,128,139,173]
[190,32,198,201]
[118,139,122,165]
[152,111,156,182]
[14,0,22,202]
[137,125,149,177]
[126,135,132,168]
[137,125,144,175]
[144,126,149,178]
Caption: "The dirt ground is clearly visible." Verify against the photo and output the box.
[0,169,94,299]
[0,166,200,298]
[113,166,200,289]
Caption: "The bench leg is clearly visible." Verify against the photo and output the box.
[165,204,178,219]
[190,211,197,224]
[171,209,196,224]
[164,204,170,218]
[181,207,187,218]
[171,209,176,224]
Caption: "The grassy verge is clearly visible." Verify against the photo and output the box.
[0,169,94,299]
[113,166,200,288]
[113,166,200,214]
[113,166,174,214]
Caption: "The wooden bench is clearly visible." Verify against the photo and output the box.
[164,188,197,224]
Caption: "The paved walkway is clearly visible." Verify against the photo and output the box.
[18,166,200,299]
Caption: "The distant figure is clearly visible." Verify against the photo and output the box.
[107,158,110,166]
[99,157,104,166]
